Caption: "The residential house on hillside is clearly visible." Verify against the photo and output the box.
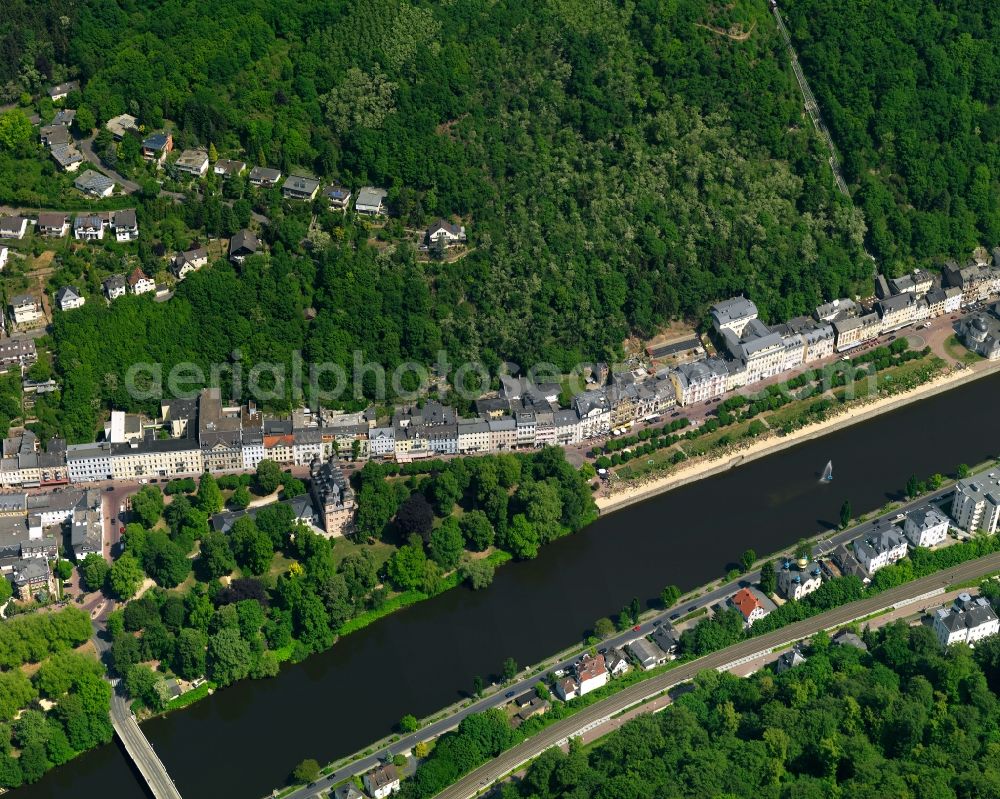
[105,114,137,140]
[171,247,208,279]
[355,186,388,216]
[74,170,115,198]
[10,294,43,326]
[48,81,79,101]
[248,166,282,188]
[37,213,70,238]
[175,149,209,176]
[112,209,139,241]
[229,229,260,265]
[282,175,320,201]
[40,124,71,147]
[127,267,155,295]
[323,185,351,210]
[54,286,85,311]
[103,274,127,301]
[213,159,246,178]
[933,593,999,648]
[903,505,949,548]
[0,217,28,240]
[0,337,36,368]
[73,213,106,240]
[142,131,173,164]
[50,143,85,172]
[52,109,76,127]
[426,219,466,247]
[832,629,868,651]
[775,646,807,674]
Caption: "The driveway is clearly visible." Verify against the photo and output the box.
[79,135,141,193]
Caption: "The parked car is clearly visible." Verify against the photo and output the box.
[670,613,680,620]
[505,690,515,698]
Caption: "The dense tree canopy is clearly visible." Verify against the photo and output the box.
[785,0,999,266]
[10,0,882,438]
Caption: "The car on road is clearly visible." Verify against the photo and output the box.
[653,619,662,627]
[632,624,642,631]
[670,613,680,620]
[670,411,680,417]
[106,486,114,492]
[505,690,515,698]
[687,605,697,612]
[119,526,125,534]
[888,335,896,341]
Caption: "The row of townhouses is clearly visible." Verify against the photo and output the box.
[0,208,138,242]
[673,250,1000,407]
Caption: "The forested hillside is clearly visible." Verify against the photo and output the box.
[784,0,999,269]
[497,622,1000,799]
[8,0,867,371]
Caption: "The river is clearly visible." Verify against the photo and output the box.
[17,370,1000,798]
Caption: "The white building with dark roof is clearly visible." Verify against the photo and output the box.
[74,170,115,198]
[852,528,908,575]
[933,593,999,648]
[355,186,388,216]
[0,216,28,240]
[249,166,282,188]
[174,149,210,176]
[710,296,758,337]
[903,505,949,548]
[669,358,729,405]
[776,558,823,601]
[54,286,85,311]
[282,175,320,201]
[363,764,399,799]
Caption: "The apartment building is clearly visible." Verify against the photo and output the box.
[951,469,1000,534]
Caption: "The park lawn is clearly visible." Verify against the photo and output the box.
[681,419,755,458]
[614,442,685,482]
[332,536,396,570]
[268,551,298,579]
[167,571,197,596]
